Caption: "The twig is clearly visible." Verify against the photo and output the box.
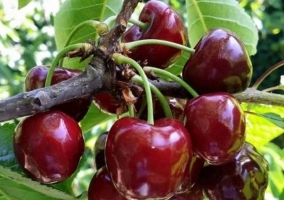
[0,66,101,122]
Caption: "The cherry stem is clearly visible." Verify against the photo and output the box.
[112,53,154,124]
[128,104,135,117]
[45,43,92,87]
[128,18,148,30]
[103,16,148,30]
[124,39,195,54]
[262,85,284,93]
[131,75,173,118]
[143,67,199,98]
[59,20,100,67]
[252,60,284,89]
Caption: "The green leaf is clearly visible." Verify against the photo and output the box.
[0,123,19,170]
[186,0,258,55]
[54,0,123,70]
[0,166,76,200]
[243,104,284,148]
[18,0,32,9]
[80,104,112,133]
[166,51,190,75]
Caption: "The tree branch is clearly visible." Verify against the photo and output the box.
[0,65,102,122]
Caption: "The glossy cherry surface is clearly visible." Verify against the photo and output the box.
[177,155,204,193]
[170,183,204,200]
[122,0,187,69]
[25,65,91,121]
[105,117,193,199]
[13,110,84,184]
[93,92,121,114]
[182,28,252,94]
[88,166,127,200]
[199,142,269,200]
[184,92,246,165]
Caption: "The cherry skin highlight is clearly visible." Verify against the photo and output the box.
[13,110,84,184]
[184,92,246,165]
[200,142,269,200]
[182,28,252,94]
[122,0,187,69]
[105,117,193,199]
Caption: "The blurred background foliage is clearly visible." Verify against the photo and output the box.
[1,0,284,199]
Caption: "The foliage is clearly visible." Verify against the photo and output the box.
[0,0,283,199]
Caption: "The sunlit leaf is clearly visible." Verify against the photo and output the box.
[54,0,123,70]
[18,0,32,9]
[0,167,76,200]
[80,104,113,134]
[166,51,190,75]
[242,104,284,148]
[186,0,258,55]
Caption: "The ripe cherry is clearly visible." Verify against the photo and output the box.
[25,65,92,121]
[184,92,246,165]
[93,92,122,114]
[13,110,84,184]
[88,166,127,200]
[105,117,193,199]
[182,28,252,94]
[199,142,269,199]
[177,155,204,193]
[122,0,187,69]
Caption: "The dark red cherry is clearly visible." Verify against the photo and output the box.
[122,0,187,69]
[177,155,204,193]
[170,183,204,200]
[24,65,92,121]
[199,142,269,200]
[182,28,252,94]
[184,92,246,165]
[93,92,122,114]
[105,117,193,199]
[88,166,127,200]
[13,110,84,184]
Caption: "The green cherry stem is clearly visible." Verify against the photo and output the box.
[128,104,135,118]
[63,20,100,48]
[59,20,100,67]
[252,60,284,89]
[128,18,148,30]
[124,39,195,54]
[112,53,154,124]
[132,75,173,118]
[143,66,199,98]
[45,43,92,87]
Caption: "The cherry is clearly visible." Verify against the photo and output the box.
[184,92,246,165]
[93,92,122,114]
[182,28,252,94]
[170,183,204,200]
[94,132,108,170]
[199,142,269,200]
[88,166,127,200]
[177,155,204,193]
[25,65,92,121]
[105,117,193,199]
[122,0,187,69]
[13,110,84,184]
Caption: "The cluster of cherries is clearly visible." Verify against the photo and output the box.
[12,1,269,200]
